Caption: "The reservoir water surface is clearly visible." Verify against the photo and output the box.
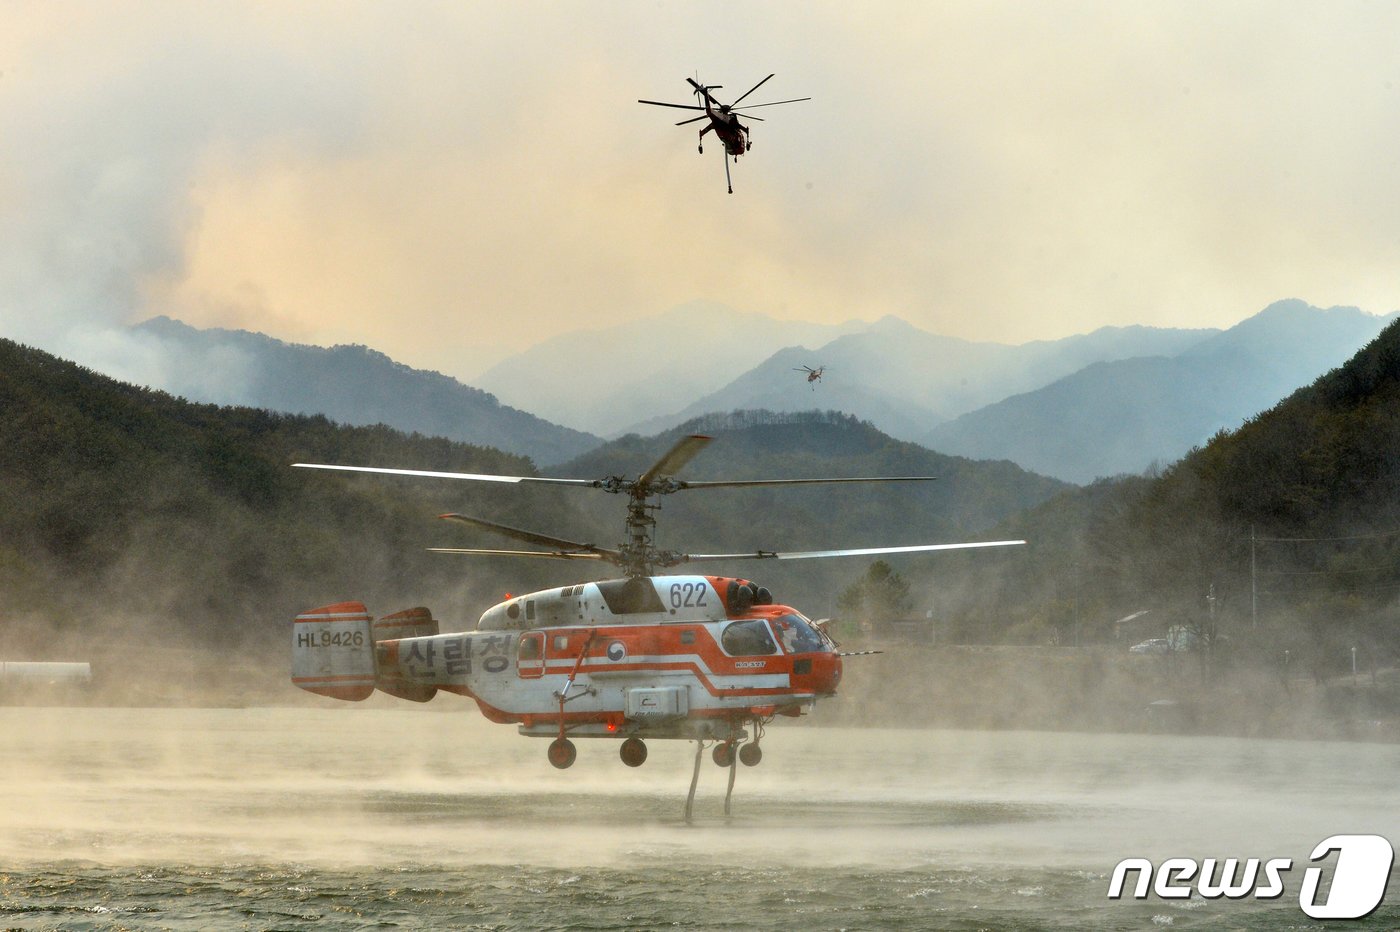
[2,706,1396,929]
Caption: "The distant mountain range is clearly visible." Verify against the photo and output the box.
[613,300,1395,483]
[624,317,1216,438]
[921,300,1398,482]
[121,298,1395,486]
[472,300,868,436]
[128,316,600,466]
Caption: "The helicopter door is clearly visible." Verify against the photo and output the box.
[517,632,545,679]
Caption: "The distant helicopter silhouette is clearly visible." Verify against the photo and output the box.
[794,365,825,388]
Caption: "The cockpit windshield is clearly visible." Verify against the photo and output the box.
[772,613,829,654]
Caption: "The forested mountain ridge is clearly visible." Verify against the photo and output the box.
[16,304,1394,687]
[128,316,601,465]
[6,319,1396,716]
[548,409,1068,609]
[1178,322,1400,529]
[0,342,1065,667]
[964,316,1400,671]
[0,337,581,656]
[554,409,1067,547]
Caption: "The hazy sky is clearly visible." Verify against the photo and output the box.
[2,1,1398,382]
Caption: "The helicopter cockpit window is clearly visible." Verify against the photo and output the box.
[721,619,777,657]
[772,613,828,654]
[596,578,666,615]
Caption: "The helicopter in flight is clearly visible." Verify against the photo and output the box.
[291,435,1023,816]
[639,74,809,193]
[795,365,825,386]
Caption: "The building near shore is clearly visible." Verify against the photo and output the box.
[0,662,92,702]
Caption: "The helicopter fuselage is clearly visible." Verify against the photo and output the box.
[703,107,748,157]
[293,574,842,744]
[290,433,1018,779]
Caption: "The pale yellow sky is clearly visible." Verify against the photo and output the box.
[2,1,1398,381]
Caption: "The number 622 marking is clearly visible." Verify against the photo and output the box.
[669,582,708,609]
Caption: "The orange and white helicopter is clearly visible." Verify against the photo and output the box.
[291,435,1022,815]
[639,74,809,193]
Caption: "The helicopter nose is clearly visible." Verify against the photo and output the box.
[800,652,842,696]
[823,654,843,694]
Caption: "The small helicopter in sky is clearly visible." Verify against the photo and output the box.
[639,74,809,193]
[795,365,825,386]
[291,435,1022,817]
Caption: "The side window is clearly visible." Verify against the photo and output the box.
[526,600,536,621]
[721,620,777,657]
[518,633,543,661]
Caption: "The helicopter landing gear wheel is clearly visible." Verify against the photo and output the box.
[739,742,762,767]
[619,736,647,767]
[712,741,735,768]
[547,737,576,769]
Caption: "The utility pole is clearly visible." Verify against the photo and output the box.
[1073,561,1081,648]
[1202,583,1216,680]
[1250,525,1258,629]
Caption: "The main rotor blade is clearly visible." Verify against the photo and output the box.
[732,97,811,111]
[729,73,775,108]
[639,99,705,111]
[637,434,712,489]
[673,540,1026,564]
[428,548,613,562]
[438,513,620,562]
[675,476,936,491]
[293,463,600,488]
[675,115,709,126]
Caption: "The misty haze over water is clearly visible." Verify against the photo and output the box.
[2,707,1396,929]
